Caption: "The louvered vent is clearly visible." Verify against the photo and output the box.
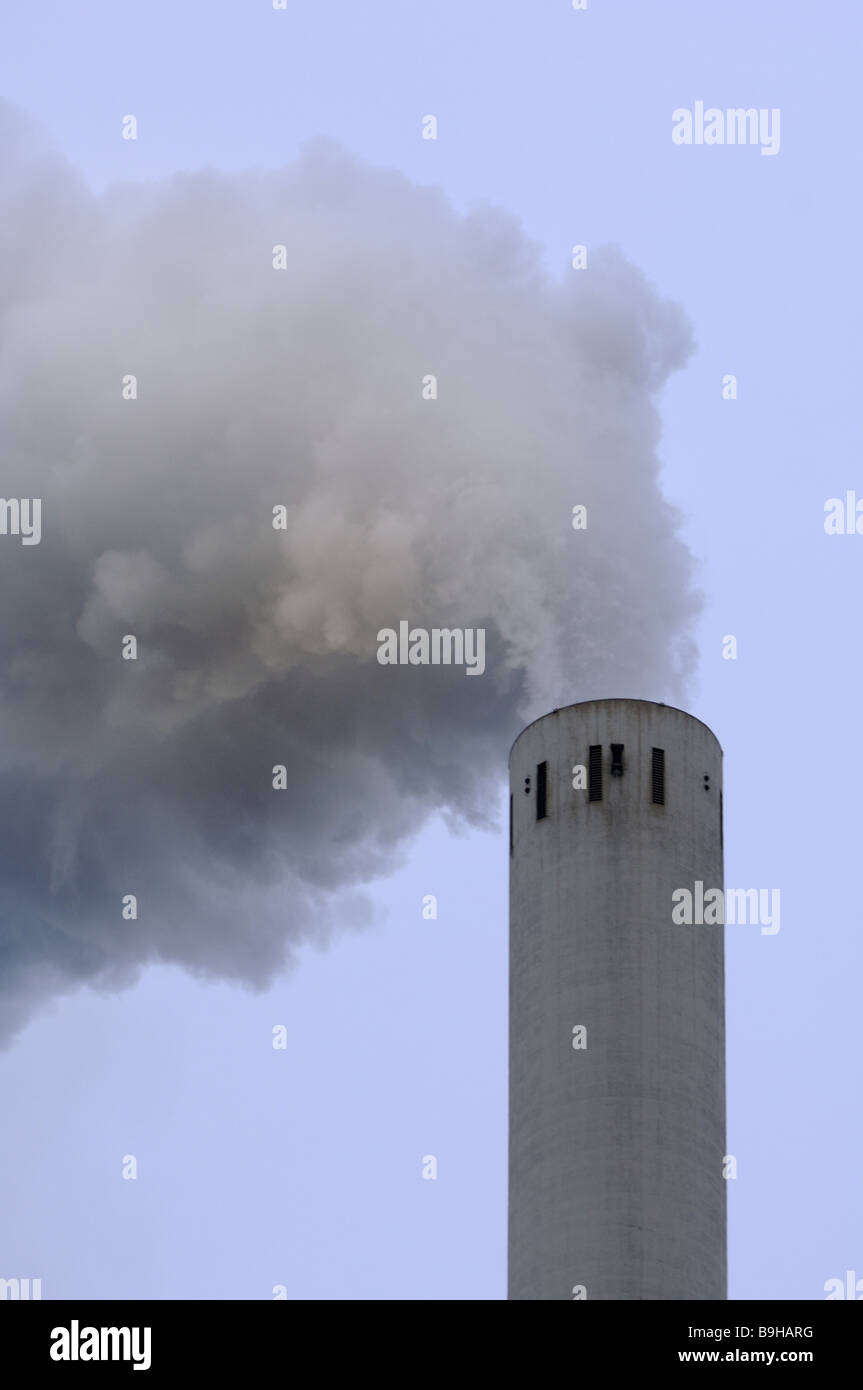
[588,746,602,802]
[651,747,665,805]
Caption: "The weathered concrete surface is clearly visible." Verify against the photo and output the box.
[508,700,726,1300]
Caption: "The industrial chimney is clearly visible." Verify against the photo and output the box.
[508,699,726,1300]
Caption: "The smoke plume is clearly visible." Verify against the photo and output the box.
[0,102,699,1042]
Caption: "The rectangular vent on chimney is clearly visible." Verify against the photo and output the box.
[536,761,547,820]
[588,746,602,802]
[651,747,665,805]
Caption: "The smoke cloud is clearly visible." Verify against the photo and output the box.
[0,102,699,1042]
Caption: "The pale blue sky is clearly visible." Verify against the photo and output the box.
[0,0,860,1299]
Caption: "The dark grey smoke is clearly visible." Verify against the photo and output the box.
[0,102,699,1042]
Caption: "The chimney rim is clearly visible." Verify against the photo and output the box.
[508,697,723,764]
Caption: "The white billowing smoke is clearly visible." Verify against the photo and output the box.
[0,102,699,1042]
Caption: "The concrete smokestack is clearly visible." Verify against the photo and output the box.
[508,699,726,1300]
